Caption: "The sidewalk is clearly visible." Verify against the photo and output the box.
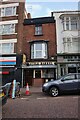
[20,86,42,96]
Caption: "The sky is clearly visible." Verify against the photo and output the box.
[25,0,79,18]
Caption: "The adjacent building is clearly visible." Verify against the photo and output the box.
[52,11,80,78]
[0,0,27,85]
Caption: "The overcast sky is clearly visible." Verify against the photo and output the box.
[26,0,79,18]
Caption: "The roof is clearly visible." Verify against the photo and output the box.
[24,17,55,25]
[52,10,80,13]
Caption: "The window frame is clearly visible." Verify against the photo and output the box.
[0,6,16,17]
[35,25,43,35]
[0,24,15,35]
[62,16,79,31]
[31,42,48,59]
[0,43,14,54]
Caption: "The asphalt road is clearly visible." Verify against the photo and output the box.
[2,93,80,119]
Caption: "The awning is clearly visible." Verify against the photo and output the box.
[22,64,57,69]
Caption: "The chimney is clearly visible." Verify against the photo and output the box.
[51,12,53,17]
[27,13,31,19]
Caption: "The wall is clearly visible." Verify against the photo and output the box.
[23,22,57,60]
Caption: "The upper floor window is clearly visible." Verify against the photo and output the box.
[0,24,15,35]
[35,25,42,35]
[63,37,80,53]
[62,16,79,31]
[0,43,14,54]
[0,7,16,17]
[31,42,48,59]
[63,38,72,53]
[72,37,80,52]
[66,17,69,30]
[71,17,78,30]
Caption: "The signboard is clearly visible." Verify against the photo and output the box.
[0,56,16,65]
[23,54,26,64]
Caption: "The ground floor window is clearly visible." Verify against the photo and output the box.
[42,69,54,78]
[33,69,55,79]
[68,67,76,73]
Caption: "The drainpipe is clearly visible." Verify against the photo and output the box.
[22,68,24,88]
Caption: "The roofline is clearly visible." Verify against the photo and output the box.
[52,10,80,13]
[24,16,54,20]
[24,16,55,25]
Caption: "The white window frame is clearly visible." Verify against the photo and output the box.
[0,43,14,54]
[0,24,15,35]
[72,37,80,53]
[31,42,48,59]
[63,38,72,53]
[0,39,17,54]
[70,16,78,30]
[0,6,16,17]
[62,16,79,31]
[63,37,80,53]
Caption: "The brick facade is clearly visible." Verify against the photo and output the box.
[23,23,56,60]
[23,17,57,86]
[0,1,27,86]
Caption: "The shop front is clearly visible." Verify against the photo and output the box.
[0,54,26,86]
[22,61,57,87]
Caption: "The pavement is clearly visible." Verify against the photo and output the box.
[20,86,42,96]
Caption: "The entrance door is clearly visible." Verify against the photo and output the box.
[24,70,33,86]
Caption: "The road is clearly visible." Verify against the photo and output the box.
[2,93,80,119]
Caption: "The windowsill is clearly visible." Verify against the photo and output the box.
[0,14,18,18]
[62,29,79,31]
[0,53,16,55]
[34,34,43,36]
[0,33,17,36]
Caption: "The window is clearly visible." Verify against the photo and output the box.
[71,17,78,30]
[0,7,16,17]
[72,38,79,52]
[0,43,14,54]
[63,37,80,53]
[0,24,15,35]
[35,25,42,35]
[31,42,48,59]
[64,74,75,80]
[5,7,12,16]
[63,38,72,53]
[62,16,79,31]
[66,17,69,30]
[42,69,54,78]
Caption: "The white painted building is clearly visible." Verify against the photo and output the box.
[52,11,80,77]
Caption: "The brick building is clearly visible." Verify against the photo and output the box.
[23,17,57,86]
[0,0,27,85]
